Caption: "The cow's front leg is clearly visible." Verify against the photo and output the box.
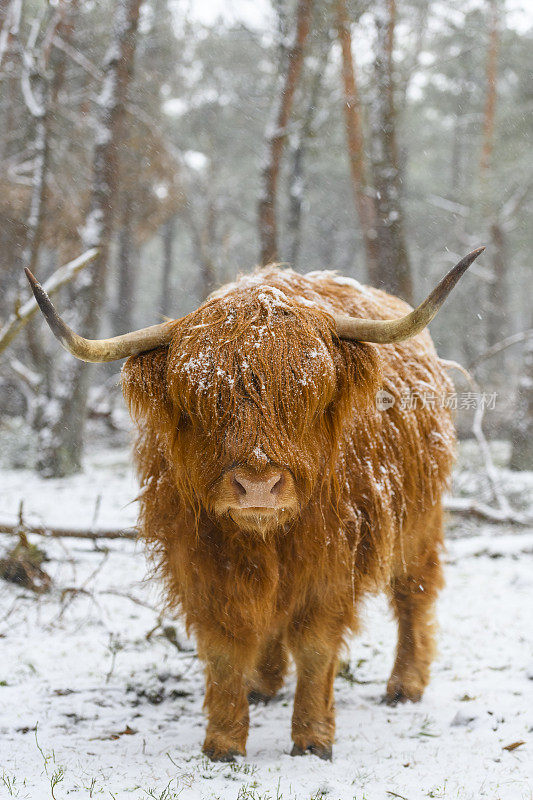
[201,649,251,762]
[288,619,343,760]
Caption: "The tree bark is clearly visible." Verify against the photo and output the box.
[450,47,474,196]
[0,0,9,33]
[0,0,21,70]
[114,193,136,333]
[287,34,330,266]
[336,0,379,283]
[479,0,500,179]
[486,218,507,349]
[181,198,217,301]
[477,0,503,362]
[160,215,175,317]
[20,40,53,380]
[370,0,413,302]
[509,315,533,471]
[36,0,142,477]
[258,0,313,265]
[17,2,78,387]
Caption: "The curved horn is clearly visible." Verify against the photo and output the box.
[334,247,485,343]
[24,268,175,363]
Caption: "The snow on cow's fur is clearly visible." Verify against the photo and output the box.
[121,265,455,762]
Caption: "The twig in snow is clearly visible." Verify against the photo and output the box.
[105,632,123,684]
[56,547,110,620]
[97,589,160,613]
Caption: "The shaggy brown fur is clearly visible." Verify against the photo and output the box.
[121,266,455,761]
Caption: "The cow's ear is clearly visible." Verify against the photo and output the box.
[121,346,173,427]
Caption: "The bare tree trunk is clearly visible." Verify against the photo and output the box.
[21,71,49,276]
[509,316,533,471]
[486,219,507,349]
[0,0,21,71]
[0,0,9,33]
[336,0,379,283]
[370,0,412,302]
[450,47,474,196]
[258,0,313,265]
[477,0,502,368]
[287,34,330,266]
[160,215,175,316]
[479,0,500,179]
[20,43,52,380]
[36,0,142,477]
[200,198,217,298]
[181,198,217,301]
[19,2,77,391]
[114,194,136,332]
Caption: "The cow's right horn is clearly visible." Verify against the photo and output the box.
[25,269,175,363]
[333,247,485,344]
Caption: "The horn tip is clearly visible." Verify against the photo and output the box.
[461,246,485,269]
[24,268,41,294]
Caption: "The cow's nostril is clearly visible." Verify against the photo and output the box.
[270,475,284,495]
[232,477,246,496]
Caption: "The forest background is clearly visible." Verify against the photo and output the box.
[0,0,532,477]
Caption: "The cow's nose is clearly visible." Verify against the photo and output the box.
[231,471,285,509]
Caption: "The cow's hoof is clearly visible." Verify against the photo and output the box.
[248,690,273,705]
[290,743,332,761]
[382,687,423,706]
[203,746,240,763]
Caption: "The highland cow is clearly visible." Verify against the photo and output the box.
[27,247,483,762]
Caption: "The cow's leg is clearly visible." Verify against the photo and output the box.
[248,630,289,703]
[385,539,444,705]
[288,619,343,760]
[201,649,251,761]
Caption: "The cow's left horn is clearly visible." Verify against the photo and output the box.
[333,247,485,344]
[24,268,175,362]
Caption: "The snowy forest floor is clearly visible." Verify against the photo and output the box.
[0,432,532,800]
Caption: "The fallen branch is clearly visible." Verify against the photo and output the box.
[0,247,98,356]
[444,497,531,526]
[0,520,137,540]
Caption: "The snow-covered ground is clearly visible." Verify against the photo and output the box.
[1,441,532,800]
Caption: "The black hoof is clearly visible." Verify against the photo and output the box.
[203,747,239,763]
[382,690,408,706]
[290,743,332,761]
[248,690,273,705]
[382,689,422,706]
